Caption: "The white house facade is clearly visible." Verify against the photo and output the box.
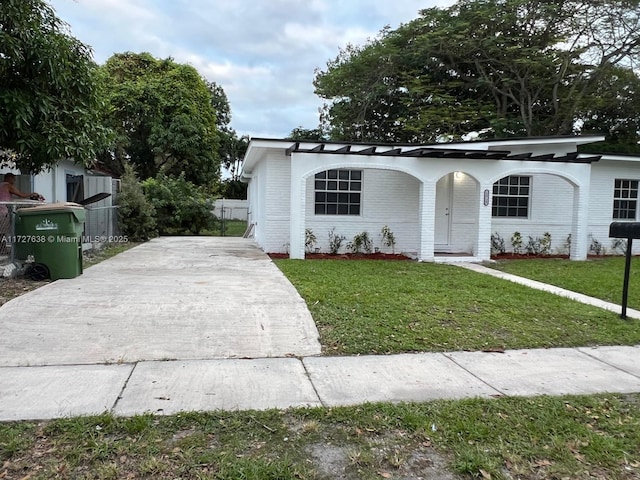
[241,135,640,261]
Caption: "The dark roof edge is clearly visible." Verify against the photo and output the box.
[250,134,606,148]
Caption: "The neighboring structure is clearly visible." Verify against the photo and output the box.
[240,135,640,261]
[0,158,116,243]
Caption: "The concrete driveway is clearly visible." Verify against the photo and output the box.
[0,237,321,366]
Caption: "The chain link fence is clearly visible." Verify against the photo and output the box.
[0,201,42,263]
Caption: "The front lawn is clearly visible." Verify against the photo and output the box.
[2,394,639,480]
[488,256,640,310]
[274,259,640,355]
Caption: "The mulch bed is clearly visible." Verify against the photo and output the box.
[268,252,412,261]
[491,253,570,260]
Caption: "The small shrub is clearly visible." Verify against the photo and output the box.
[116,163,157,242]
[589,235,606,255]
[511,231,523,254]
[525,236,541,255]
[563,234,572,256]
[380,225,396,253]
[525,233,552,255]
[490,232,506,254]
[328,228,345,254]
[347,231,372,254]
[305,228,317,253]
[540,232,552,255]
[612,238,628,255]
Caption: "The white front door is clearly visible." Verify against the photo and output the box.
[435,175,452,248]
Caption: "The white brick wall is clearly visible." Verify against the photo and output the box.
[245,139,636,259]
[490,174,575,254]
[589,161,640,255]
[262,155,291,252]
[304,169,420,254]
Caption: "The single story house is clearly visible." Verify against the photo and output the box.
[240,135,640,261]
[1,158,116,241]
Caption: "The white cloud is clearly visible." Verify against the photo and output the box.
[49,0,456,138]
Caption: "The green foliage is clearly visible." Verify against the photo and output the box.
[116,164,157,242]
[490,232,506,255]
[142,173,216,235]
[347,231,372,254]
[304,228,317,253]
[589,235,605,255]
[287,126,327,141]
[98,52,223,185]
[511,231,523,254]
[314,0,640,142]
[328,227,345,254]
[564,234,572,256]
[526,232,552,255]
[611,238,628,255]
[218,179,247,200]
[0,0,110,173]
[380,225,396,253]
[218,132,249,181]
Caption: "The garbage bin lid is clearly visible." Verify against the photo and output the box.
[16,202,84,213]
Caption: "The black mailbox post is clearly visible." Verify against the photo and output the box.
[609,222,640,319]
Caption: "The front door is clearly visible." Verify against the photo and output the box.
[435,175,452,249]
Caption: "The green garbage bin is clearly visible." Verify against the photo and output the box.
[14,202,86,280]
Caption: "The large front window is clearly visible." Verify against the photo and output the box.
[613,179,638,219]
[492,175,530,218]
[314,169,362,215]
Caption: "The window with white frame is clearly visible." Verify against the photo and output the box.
[492,175,530,218]
[314,169,362,215]
[613,179,639,219]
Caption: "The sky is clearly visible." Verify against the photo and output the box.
[49,0,456,139]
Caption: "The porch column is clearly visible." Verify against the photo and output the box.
[476,184,493,261]
[289,158,306,259]
[570,184,589,260]
[418,180,436,261]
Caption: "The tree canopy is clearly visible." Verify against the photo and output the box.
[0,0,109,173]
[98,52,225,186]
[314,0,640,145]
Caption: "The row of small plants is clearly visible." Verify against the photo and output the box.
[491,231,555,256]
[491,231,629,256]
[304,225,397,254]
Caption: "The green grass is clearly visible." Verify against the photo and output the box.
[274,259,640,354]
[83,241,140,268]
[203,219,248,237]
[220,219,248,237]
[488,256,640,310]
[2,394,640,479]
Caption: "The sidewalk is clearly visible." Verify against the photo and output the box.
[1,345,640,421]
[1,238,640,422]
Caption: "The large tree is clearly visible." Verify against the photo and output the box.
[314,0,640,143]
[0,0,108,173]
[98,52,224,185]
